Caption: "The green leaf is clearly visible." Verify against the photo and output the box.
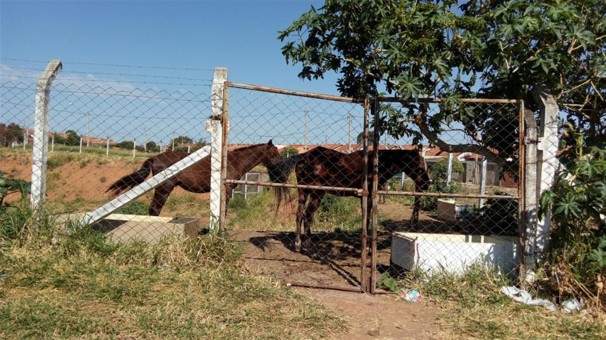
[554,193,581,219]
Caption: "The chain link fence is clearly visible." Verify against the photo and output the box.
[224,82,369,291]
[224,82,523,292]
[376,98,522,286]
[2,61,532,293]
[1,60,216,243]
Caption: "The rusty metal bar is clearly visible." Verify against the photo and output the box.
[226,81,360,103]
[219,81,230,232]
[377,190,519,200]
[225,179,362,194]
[226,179,519,199]
[360,98,370,292]
[378,97,518,104]
[370,98,380,294]
[518,100,527,284]
[285,281,364,293]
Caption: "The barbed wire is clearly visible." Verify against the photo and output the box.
[1,57,214,72]
[0,65,213,88]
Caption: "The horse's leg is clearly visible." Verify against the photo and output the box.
[411,196,420,226]
[295,189,308,252]
[302,190,324,250]
[149,181,176,216]
[224,185,234,216]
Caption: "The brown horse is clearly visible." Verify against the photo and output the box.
[107,140,281,216]
[268,146,430,252]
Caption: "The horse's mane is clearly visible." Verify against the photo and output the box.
[229,142,270,153]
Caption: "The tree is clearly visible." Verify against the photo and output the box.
[52,132,66,145]
[280,0,606,300]
[280,146,299,158]
[115,141,135,150]
[279,0,605,168]
[355,131,375,144]
[172,136,194,146]
[0,123,24,147]
[65,130,80,146]
[145,141,160,153]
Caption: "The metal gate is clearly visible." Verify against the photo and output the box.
[220,80,523,293]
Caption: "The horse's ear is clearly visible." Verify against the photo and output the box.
[268,139,273,145]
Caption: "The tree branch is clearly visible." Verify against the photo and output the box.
[414,111,506,167]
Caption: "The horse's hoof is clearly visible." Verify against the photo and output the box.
[302,239,313,251]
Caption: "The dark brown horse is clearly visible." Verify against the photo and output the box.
[268,146,430,252]
[107,140,281,216]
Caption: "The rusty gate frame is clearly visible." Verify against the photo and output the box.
[220,81,525,294]
[222,81,372,293]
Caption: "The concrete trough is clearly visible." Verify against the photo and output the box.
[56,213,201,244]
[436,199,474,222]
[391,231,519,275]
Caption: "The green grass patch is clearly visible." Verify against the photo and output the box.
[227,189,362,233]
[317,195,360,233]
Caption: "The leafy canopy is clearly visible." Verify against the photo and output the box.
[279,0,604,104]
[279,0,605,172]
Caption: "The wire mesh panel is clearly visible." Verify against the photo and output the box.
[374,98,522,287]
[1,80,35,148]
[1,61,214,244]
[225,83,372,291]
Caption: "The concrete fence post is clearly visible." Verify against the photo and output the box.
[30,59,62,212]
[522,109,539,283]
[532,87,559,257]
[206,67,228,231]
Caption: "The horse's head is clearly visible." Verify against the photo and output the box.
[389,150,430,192]
[261,139,281,167]
[410,153,430,191]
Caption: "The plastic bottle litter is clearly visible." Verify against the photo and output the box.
[401,289,422,303]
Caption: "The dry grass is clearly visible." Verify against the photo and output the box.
[399,265,606,339]
[0,213,346,339]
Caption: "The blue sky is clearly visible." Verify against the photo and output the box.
[0,0,465,147]
[0,0,338,92]
[1,0,366,145]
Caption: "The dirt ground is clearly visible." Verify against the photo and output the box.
[1,154,441,339]
[233,226,439,339]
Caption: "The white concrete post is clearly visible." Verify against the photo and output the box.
[533,87,559,257]
[30,59,62,211]
[479,157,488,208]
[206,67,227,231]
[446,152,453,187]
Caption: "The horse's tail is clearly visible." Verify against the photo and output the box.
[106,158,153,196]
[267,155,305,213]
